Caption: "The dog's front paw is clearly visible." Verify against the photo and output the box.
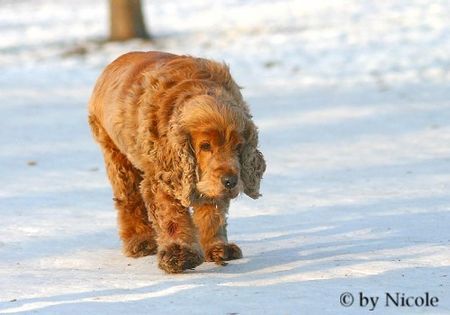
[205,242,243,264]
[123,234,158,258]
[158,243,204,273]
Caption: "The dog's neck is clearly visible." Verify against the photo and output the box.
[190,191,230,209]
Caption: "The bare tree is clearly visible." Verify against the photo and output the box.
[109,0,149,41]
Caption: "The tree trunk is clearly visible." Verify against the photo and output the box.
[109,0,149,41]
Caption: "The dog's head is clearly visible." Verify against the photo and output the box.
[167,94,265,206]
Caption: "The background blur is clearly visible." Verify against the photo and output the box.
[1,1,449,314]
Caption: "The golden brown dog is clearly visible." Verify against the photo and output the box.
[88,51,265,273]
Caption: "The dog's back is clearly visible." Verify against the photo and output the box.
[88,51,244,166]
[88,51,175,149]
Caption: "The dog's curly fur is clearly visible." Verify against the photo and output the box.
[88,51,265,273]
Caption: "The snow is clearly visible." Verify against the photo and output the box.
[0,0,449,314]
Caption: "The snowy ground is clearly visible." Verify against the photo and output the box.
[1,0,450,314]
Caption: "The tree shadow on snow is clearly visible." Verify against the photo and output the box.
[1,192,449,313]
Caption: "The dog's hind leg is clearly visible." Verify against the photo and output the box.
[89,115,157,257]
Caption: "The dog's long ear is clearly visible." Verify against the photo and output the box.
[157,115,196,208]
[171,132,196,207]
[241,119,266,199]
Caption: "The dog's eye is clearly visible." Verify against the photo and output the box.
[200,142,212,151]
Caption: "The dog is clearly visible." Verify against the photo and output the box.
[88,51,265,273]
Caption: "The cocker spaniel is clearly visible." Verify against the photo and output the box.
[88,51,265,273]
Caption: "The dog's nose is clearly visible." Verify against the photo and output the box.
[222,175,238,189]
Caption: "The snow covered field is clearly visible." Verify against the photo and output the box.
[1,0,449,313]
